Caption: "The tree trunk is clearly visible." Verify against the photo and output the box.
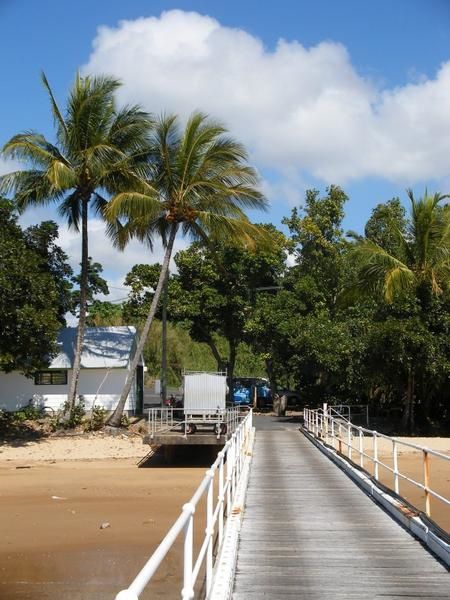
[204,335,223,371]
[67,196,89,420]
[107,225,178,427]
[161,270,168,406]
[227,342,237,404]
[401,368,414,433]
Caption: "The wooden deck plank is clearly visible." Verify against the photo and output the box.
[232,430,449,599]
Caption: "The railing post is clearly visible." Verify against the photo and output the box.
[331,417,335,450]
[373,432,379,481]
[218,453,224,546]
[347,424,352,461]
[359,427,364,468]
[181,504,194,600]
[393,440,399,494]
[226,440,232,517]
[206,471,214,595]
[232,435,237,494]
[423,449,431,517]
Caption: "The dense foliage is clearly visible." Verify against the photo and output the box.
[87,186,450,433]
[0,201,73,374]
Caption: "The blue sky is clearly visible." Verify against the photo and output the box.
[1,0,450,295]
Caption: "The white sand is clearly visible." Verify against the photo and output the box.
[0,432,148,463]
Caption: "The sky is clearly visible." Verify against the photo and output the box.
[1,0,450,303]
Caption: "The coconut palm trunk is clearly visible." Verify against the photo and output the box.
[107,225,178,426]
[67,196,90,417]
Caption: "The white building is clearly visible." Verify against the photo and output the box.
[0,326,144,414]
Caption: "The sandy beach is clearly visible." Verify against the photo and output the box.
[331,433,450,532]
[1,429,449,600]
[0,433,213,600]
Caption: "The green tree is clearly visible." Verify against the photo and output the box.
[255,186,351,400]
[350,190,450,303]
[0,200,73,373]
[348,190,450,430]
[71,258,109,315]
[364,197,408,257]
[86,300,124,326]
[0,72,152,416]
[121,263,162,322]
[106,112,267,426]
[170,226,287,388]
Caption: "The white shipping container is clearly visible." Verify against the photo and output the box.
[184,372,227,414]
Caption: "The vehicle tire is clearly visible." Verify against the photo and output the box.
[214,423,227,435]
[182,423,197,435]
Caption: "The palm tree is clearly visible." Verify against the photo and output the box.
[349,190,450,303]
[347,189,450,430]
[0,72,152,418]
[106,112,268,426]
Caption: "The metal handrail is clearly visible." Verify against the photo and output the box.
[148,407,241,439]
[115,410,253,599]
[304,407,450,521]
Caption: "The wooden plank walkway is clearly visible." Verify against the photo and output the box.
[233,428,449,599]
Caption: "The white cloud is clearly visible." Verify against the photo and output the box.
[0,157,21,177]
[56,217,189,300]
[84,9,450,186]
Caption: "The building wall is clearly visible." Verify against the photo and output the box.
[0,369,136,413]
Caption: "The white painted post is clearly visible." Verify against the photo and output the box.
[206,472,214,595]
[116,592,139,600]
[236,429,241,480]
[393,440,399,494]
[359,427,364,468]
[347,424,352,461]
[322,403,328,440]
[373,432,379,480]
[226,441,232,518]
[231,436,237,498]
[218,454,224,545]
[423,450,431,517]
[181,505,194,600]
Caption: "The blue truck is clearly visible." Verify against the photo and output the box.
[231,377,272,408]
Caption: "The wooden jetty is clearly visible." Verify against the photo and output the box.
[233,428,449,599]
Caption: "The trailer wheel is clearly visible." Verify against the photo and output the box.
[214,423,227,435]
[182,423,197,435]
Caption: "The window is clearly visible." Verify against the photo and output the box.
[34,370,68,385]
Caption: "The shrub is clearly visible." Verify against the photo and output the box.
[50,396,86,431]
[13,405,44,422]
[120,414,130,428]
[84,405,107,432]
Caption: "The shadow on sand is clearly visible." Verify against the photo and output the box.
[137,444,221,469]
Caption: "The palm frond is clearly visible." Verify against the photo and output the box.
[0,169,65,211]
[58,190,83,230]
[3,133,71,170]
[109,106,154,153]
[40,71,69,146]
[350,239,414,302]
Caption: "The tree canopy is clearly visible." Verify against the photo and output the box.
[0,200,73,374]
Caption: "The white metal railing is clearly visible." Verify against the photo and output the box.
[304,406,450,521]
[333,404,369,425]
[115,409,253,600]
[148,407,242,439]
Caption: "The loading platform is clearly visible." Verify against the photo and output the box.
[144,407,244,447]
